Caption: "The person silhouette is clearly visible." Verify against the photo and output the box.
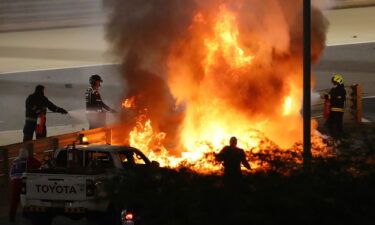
[216,137,251,182]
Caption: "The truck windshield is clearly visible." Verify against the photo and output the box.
[55,149,114,169]
[118,151,147,168]
[86,152,114,169]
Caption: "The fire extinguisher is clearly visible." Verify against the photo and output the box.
[323,98,331,119]
[36,114,46,135]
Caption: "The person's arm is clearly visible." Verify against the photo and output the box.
[330,88,344,101]
[101,102,112,112]
[98,93,116,113]
[343,88,347,102]
[216,147,226,161]
[240,150,251,170]
[25,96,32,111]
[85,88,95,108]
[328,88,334,100]
[44,96,67,114]
[26,95,39,114]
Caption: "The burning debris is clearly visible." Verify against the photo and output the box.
[105,0,331,172]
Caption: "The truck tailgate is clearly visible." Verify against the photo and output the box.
[25,173,88,201]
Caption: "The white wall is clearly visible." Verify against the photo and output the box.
[336,0,375,8]
[0,0,107,32]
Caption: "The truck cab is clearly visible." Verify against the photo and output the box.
[20,145,157,225]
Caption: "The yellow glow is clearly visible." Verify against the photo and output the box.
[122,96,136,108]
[83,137,88,142]
[283,97,293,115]
[204,5,253,69]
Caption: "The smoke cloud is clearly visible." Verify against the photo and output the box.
[105,0,329,150]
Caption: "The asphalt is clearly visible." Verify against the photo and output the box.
[363,98,375,121]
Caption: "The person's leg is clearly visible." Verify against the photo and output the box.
[334,112,342,139]
[337,112,344,138]
[23,121,35,141]
[98,112,107,127]
[87,113,98,129]
[87,112,106,129]
[329,112,340,139]
[327,114,335,138]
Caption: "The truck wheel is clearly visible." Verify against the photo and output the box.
[31,215,52,225]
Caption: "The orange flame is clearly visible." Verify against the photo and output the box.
[204,5,254,69]
[122,96,136,109]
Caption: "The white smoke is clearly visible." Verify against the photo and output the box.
[311,91,323,105]
[67,109,88,123]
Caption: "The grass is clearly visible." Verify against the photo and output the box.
[105,122,375,225]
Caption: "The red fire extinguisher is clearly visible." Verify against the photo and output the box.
[323,98,331,119]
[36,114,46,135]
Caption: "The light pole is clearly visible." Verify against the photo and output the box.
[303,0,312,168]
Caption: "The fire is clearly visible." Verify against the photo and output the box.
[118,2,329,173]
[204,5,254,69]
[122,96,136,108]
[283,97,293,116]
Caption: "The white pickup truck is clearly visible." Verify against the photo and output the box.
[21,144,158,225]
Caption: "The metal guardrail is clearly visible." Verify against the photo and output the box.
[0,123,127,185]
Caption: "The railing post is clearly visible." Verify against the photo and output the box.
[26,142,34,157]
[52,138,59,151]
[106,128,112,145]
[0,147,9,186]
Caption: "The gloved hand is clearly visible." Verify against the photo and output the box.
[57,108,68,114]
